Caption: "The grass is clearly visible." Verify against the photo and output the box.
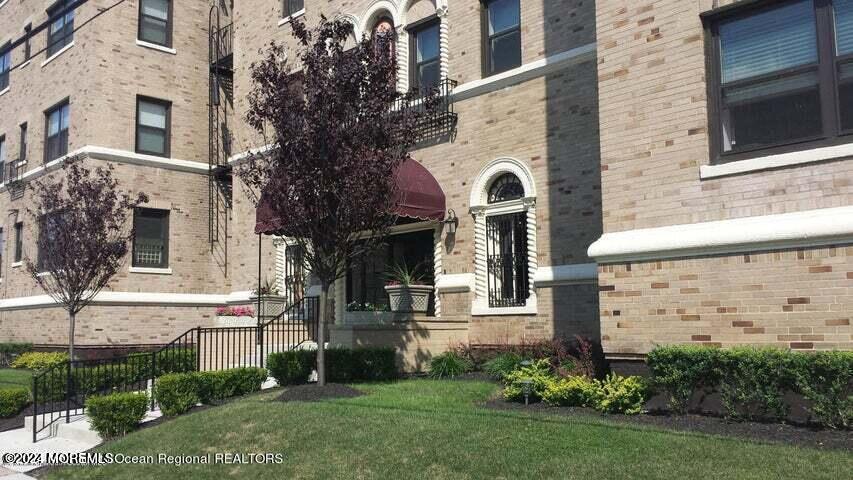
[46,380,851,480]
[0,368,32,390]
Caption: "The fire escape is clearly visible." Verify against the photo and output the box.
[209,6,233,271]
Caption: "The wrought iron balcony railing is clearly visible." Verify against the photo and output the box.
[393,78,459,145]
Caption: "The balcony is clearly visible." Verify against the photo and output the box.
[394,78,458,147]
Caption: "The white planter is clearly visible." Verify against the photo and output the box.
[248,295,289,318]
[384,285,434,313]
[215,315,257,327]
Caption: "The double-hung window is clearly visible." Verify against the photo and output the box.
[45,100,70,162]
[136,97,170,157]
[37,212,63,272]
[24,24,32,61]
[133,208,169,268]
[0,43,10,90]
[0,135,6,184]
[706,0,853,162]
[19,123,27,162]
[283,0,304,18]
[13,222,22,264]
[408,17,440,91]
[482,0,521,76]
[47,0,75,58]
[138,0,172,47]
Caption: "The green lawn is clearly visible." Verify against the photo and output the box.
[46,380,850,480]
[0,368,32,390]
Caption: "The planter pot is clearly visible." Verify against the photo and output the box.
[215,315,257,328]
[384,285,434,313]
[249,295,289,318]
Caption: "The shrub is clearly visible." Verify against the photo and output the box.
[0,343,33,367]
[646,345,722,414]
[791,351,853,429]
[0,387,30,417]
[11,352,68,371]
[542,376,601,408]
[503,360,555,402]
[429,351,473,379]
[267,350,314,386]
[349,347,397,382]
[85,392,148,439]
[719,347,792,422]
[195,371,227,404]
[596,374,649,415]
[155,373,199,416]
[218,368,267,397]
[483,353,523,381]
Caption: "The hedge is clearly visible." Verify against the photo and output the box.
[266,347,397,386]
[0,343,33,367]
[11,352,68,371]
[155,367,267,416]
[646,345,853,428]
[85,392,148,439]
[0,387,30,417]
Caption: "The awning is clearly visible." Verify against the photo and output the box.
[255,157,446,235]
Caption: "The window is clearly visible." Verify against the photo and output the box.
[346,230,434,311]
[133,208,169,268]
[47,0,75,58]
[138,0,172,47]
[372,17,396,61]
[0,43,10,91]
[706,0,853,162]
[482,0,521,76]
[136,97,170,157]
[24,24,32,61]
[283,245,305,305]
[408,17,440,90]
[283,0,303,18]
[45,100,70,162]
[0,228,4,276]
[0,135,5,184]
[19,123,26,161]
[485,174,528,308]
[13,222,22,263]
[37,212,63,271]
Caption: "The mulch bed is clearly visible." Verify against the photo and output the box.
[484,398,852,451]
[277,383,364,403]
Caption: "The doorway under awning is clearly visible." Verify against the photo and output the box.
[254,157,446,236]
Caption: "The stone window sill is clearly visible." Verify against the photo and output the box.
[0,87,9,97]
[700,142,853,179]
[136,39,177,55]
[129,266,172,275]
[278,9,305,27]
[41,42,74,68]
[11,262,22,268]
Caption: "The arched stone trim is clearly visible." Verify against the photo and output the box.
[335,13,363,41]
[469,157,538,316]
[359,1,401,36]
[469,157,536,208]
[398,0,449,25]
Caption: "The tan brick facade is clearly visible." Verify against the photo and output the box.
[594,0,853,355]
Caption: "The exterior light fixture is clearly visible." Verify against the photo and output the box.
[443,209,458,234]
[520,378,533,406]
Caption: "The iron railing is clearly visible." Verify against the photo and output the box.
[32,296,320,442]
[393,78,458,145]
[486,212,529,308]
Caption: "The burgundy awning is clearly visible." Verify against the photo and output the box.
[255,158,446,235]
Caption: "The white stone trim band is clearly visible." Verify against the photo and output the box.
[700,142,853,179]
[435,273,474,293]
[0,145,210,191]
[0,292,231,311]
[588,206,853,263]
[533,263,598,287]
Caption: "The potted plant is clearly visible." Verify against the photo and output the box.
[383,262,434,313]
[250,278,288,319]
[215,305,256,327]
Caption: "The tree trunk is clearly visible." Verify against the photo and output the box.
[317,282,329,386]
[68,310,76,362]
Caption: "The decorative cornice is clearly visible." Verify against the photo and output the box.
[588,206,853,263]
[435,273,474,293]
[533,263,597,287]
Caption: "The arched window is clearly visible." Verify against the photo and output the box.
[469,159,537,315]
[372,17,396,61]
[487,173,524,204]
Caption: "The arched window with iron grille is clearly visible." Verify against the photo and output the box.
[485,173,529,307]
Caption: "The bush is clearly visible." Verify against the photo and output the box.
[218,367,267,397]
[719,347,792,422]
[195,371,227,404]
[0,387,30,417]
[267,347,397,385]
[596,374,649,415]
[503,360,555,402]
[483,353,523,381]
[85,392,148,439]
[11,352,68,371]
[791,351,852,429]
[155,373,199,416]
[429,352,473,379]
[0,343,33,367]
[267,350,314,386]
[646,345,722,414]
[542,376,601,408]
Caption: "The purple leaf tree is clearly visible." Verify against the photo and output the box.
[240,18,439,385]
[25,157,148,361]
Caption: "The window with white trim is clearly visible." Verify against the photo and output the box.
[46,0,75,58]
[0,42,10,90]
[283,0,303,18]
[138,0,172,47]
[133,208,169,268]
[45,100,70,162]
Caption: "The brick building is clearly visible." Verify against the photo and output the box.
[0,0,849,368]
